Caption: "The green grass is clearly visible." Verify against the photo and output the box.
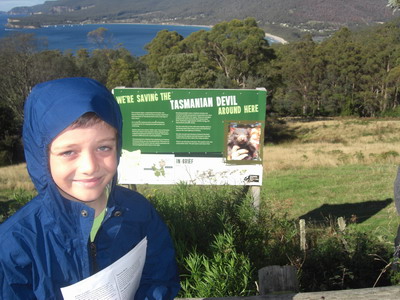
[263,163,399,243]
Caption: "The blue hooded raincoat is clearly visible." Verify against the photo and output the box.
[0,78,180,299]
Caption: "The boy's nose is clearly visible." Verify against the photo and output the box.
[80,152,98,174]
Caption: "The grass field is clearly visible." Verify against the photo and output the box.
[263,117,400,243]
[1,117,400,242]
[264,118,400,171]
[263,164,398,242]
[0,163,34,202]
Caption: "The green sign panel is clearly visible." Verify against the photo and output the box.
[113,88,266,155]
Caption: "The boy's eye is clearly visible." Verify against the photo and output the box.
[98,145,113,152]
[60,150,75,157]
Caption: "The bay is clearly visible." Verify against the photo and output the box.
[0,14,282,56]
[0,14,210,56]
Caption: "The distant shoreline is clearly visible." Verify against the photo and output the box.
[91,21,288,44]
[82,20,213,29]
[102,21,288,44]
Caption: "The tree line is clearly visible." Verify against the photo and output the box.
[1,17,400,165]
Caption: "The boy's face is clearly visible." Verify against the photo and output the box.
[49,121,118,208]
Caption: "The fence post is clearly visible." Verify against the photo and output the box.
[299,219,306,251]
[250,186,261,211]
[338,216,346,232]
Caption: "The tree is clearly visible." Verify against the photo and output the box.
[31,50,78,82]
[0,102,23,165]
[317,27,364,115]
[356,22,400,116]
[141,30,184,73]
[74,48,91,77]
[0,33,40,123]
[197,18,275,88]
[388,0,400,10]
[158,54,195,87]
[157,53,217,88]
[274,35,320,115]
[179,62,218,89]
[385,65,400,111]
[0,33,46,164]
[80,49,113,83]
[151,18,276,89]
[107,57,140,89]
[87,27,115,49]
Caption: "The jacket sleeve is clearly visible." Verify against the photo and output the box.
[0,245,37,300]
[0,273,37,300]
[0,217,61,300]
[134,205,180,300]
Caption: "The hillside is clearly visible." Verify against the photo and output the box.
[6,0,399,40]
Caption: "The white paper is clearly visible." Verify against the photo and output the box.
[61,237,147,300]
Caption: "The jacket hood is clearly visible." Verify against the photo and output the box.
[23,77,123,195]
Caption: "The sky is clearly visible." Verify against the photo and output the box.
[0,0,52,12]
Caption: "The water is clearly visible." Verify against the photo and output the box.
[0,14,210,56]
[0,14,280,56]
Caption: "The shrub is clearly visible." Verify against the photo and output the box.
[148,183,245,258]
[380,151,399,160]
[0,189,34,223]
[299,228,393,291]
[180,227,254,297]
[380,107,400,117]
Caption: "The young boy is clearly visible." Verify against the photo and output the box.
[0,77,180,299]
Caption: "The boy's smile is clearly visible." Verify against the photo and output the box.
[49,121,117,213]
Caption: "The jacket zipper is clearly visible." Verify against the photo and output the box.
[88,208,108,275]
[89,241,99,275]
[88,208,111,275]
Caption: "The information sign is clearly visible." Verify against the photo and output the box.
[113,88,266,185]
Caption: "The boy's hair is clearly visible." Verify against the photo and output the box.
[70,112,105,129]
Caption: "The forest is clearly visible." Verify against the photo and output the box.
[2,17,400,165]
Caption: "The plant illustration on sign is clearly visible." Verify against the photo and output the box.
[152,160,166,177]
